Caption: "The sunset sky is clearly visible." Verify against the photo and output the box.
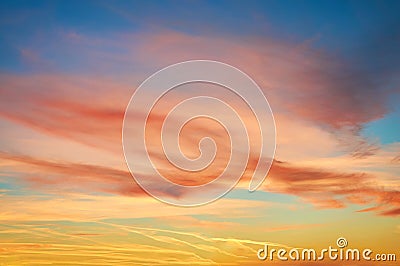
[0,1,399,265]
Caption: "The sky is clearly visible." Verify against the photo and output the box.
[0,0,399,265]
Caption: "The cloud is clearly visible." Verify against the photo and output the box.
[2,149,399,216]
[263,160,400,216]
[2,29,398,161]
[1,29,399,216]
[380,207,400,216]
[129,30,398,129]
[0,74,130,153]
[0,151,154,197]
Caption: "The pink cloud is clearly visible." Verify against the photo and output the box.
[130,30,395,129]
[2,150,399,216]
[0,30,398,216]
[264,160,400,215]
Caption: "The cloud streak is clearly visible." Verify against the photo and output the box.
[1,149,399,216]
[265,160,400,216]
